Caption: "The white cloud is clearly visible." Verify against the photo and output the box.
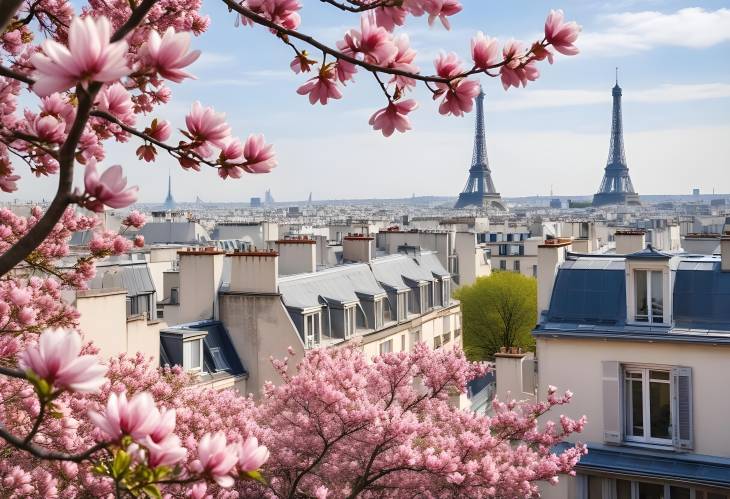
[488,83,730,111]
[580,7,730,56]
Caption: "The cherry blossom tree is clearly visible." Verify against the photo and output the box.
[0,0,587,496]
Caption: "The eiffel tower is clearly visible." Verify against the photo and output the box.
[592,70,640,207]
[454,87,505,210]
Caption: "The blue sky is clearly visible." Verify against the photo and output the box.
[13,1,730,203]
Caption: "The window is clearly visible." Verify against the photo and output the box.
[170,287,179,305]
[379,339,393,355]
[499,260,507,271]
[532,264,537,277]
[442,279,451,306]
[409,329,421,350]
[401,334,406,351]
[513,260,520,273]
[374,299,384,329]
[434,335,442,349]
[454,328,461,339]
[634,270,664,323]
[344,306,356,338]
[304,312,321,348]
[582,476,722,499]
[419,284,429,313]
[442,332,451,344]
[183,339,202,371]
[624,367,672,444]
[397,292,408,321]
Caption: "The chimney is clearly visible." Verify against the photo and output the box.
[537,238,572,319]
[722,235,730,272]
[342,234,374,263]
[615,229,646,254]
[228,250,279,293]
[177,248,225,323]
[276,237,316,275]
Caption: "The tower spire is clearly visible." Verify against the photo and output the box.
[454,86,505,210]
[615,66,618,86]
[163,168,176,210]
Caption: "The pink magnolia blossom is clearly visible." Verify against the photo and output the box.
[339,13,398,65]
[237,436,270,472]
[139,27,201,83]
[30,16,129,96]
[369,99,418,137]
[145,119,171,142]
[19,329,107,393]
[545,9,580,56]
[243,134,276,173]
[190,432,239,488]
[96,83,135,125]
[387,35,418,90]
[471,31,499,70]
[31,115,65,143]
[122,211,146,229]
[81,160,139,211]
[185,101,231,148]
[432,53,479,116]
[424,0,462,29]
[133,235,144,248]
[297,68,342,105]
[290,51,316,74]
[88,391,161,441]
[375,6,407,32]
[219,138,245,164]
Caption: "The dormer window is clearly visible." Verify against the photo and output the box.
[374,298,384,329]
[634,270,663,323]
[183,338,203,371]
[397,291,408,322]
[304,312,321,348]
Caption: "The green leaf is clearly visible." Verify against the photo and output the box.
[141,484,162,499]
[111,450,132,478]
[243,470,266,484]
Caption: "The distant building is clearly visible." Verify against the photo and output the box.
[592,73,641,207]
[162,172,176,210]
[250,197,261,208]
[264,189,275,206]
[693,188,701,197]
[550,198,562,209]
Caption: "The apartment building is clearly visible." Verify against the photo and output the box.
[531,234,730,498]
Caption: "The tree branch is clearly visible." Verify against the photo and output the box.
[0,0,158,278]
[0,423,107,462]
[0,64,33,85]
[0,0,24,33]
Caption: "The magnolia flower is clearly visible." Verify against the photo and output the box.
[237,436,270,472]
[471,32,499,70]
[436,78,480,116]
[369,99,418,137]
[31,115,65,143]
[425,0,462,30]
[290,51,316,74]
[139,27,201,83]
[82,160,138,211]
[190,432,239,487]
[544,9,580,56]
[145,119,171,142]
[339,12,398,65]
[96,83,135,125]
[185,101,231,148]
[19,329,107,393]
[243,134,276,173]
[122,211,146,229]
[133,235,145,248]
[89,391,161,441]
[30,16,129,96]
[144,434,187,468]
[297,69,342,105]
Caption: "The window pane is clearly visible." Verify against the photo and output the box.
[638,482,665,499]
[651,271,663,322]
[191,340,201,369]
[650,380,671,439]
[635,270,648,321]
[587,476,602,499]
[650,370,670,381]
[625,377,644,436]
[616,480,631,499]
[670,487,690,499]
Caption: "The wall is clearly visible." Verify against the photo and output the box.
[76,289,127,359]
[177,252,224,324]
[454,232,490,286]
[536,337,730,457]
[219,292,305,398]
[126,316,162,366]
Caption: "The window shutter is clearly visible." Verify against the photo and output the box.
[672,366,693,450]
[602,361,622,444]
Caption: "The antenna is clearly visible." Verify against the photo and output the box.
[615,67,619,85]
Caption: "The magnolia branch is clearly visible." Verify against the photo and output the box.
[0,0,158,278]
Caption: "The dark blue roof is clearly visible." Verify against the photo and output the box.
[554,442,730,488]
[674,262,730,331]
[187,321,246,376]
[547,265,626,325]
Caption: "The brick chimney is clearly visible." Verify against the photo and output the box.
[177,248,225,323]
[537,238,572,319]
[228,250,279,293]
[276,237,316,275]
[615,229,646,254]
[722,235,730,272]
[342,234,374,263]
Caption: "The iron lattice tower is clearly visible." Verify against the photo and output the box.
[454,88,505,210]
[592,71,640,206]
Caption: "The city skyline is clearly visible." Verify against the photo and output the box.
[8,1,730,203]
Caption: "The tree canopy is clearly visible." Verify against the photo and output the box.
[455,272,537,361]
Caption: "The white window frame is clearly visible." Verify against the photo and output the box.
[379,339,393,355]
[623,366,673,446]
[579,474,719,499]
[632,269,665,324]
[344,306,356,338]
[304,312,321,348]
[183,338,203,372]
[397,292,408,321]
[374,299,384,329]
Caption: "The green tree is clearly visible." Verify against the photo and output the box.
[455,272,537,361]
